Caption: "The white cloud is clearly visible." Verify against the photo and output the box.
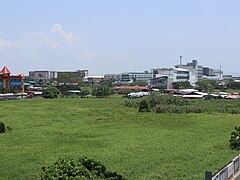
[0,38,10,47]
[24,32,61,48]
[51,23,78,44]
[0,23,96,73]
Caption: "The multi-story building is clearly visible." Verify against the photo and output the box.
[174,68,190,82]
[151,67,190,88]
[57,70,88,78]
[83,76,104,83]
[202,67,214,76]
[213,69,223,80]
[29,69,88,81]
[76,70,88,77]
[104,74,117,81]
[29,71,50,81]
[202,67,223,80]
[50,71,58,79]
[175,60,200,85]
[197,65,203,80]
[150,76,168,88]
[223,75,233,80]
[117,71,153,83]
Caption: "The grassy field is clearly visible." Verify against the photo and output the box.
[0,96,240,179]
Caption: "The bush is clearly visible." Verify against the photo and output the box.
[6,126,12,131]
[115,88,137,95]
[41,157,125,179]
[148,93,187,108]
[139,100,150,112]
[42,87,61,99]
[230,127,240,150]
[80,87,90,98]
[92,84,112,98]
[123,100,140,108]
[155,105,173,113]
[155,105,203,114]
[0,121,6,133]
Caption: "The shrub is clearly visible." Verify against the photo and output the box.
[0,121,6,133]
[155,105,172,113]
[182,105,203,113]
[116,88,137,95]
[92,84,112,98]
[155,105,203,114]
[80,87,90,98]
[41,157,125,179]
[139,100,150,112]
[42,87,61,99]
[123,99,140,108]
[230,127,240,150]
[6,126,12,131]
[148,93,187,108]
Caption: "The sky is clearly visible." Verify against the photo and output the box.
[0,0,240,76]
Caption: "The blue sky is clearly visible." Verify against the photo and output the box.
[0,0,240,75]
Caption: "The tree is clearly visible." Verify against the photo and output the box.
[0,121,6,133]
[57,85,81,94]
[41,157,125,179]
[92,83,112,97]
[139,100,150,112]
[230,127,240,150]
[226,80,240,89]
[80,87,90,98]
[196,80,218,92]
[42,87,61,99]
[172,81,193,89]
[56,72,83,85]
[131,80,148,86]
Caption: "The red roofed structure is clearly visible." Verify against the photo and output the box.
[0,66,25,93]
[0,66,11,75]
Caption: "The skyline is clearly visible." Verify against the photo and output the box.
[0,1,240,75]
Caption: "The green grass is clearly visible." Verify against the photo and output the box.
[0,97,240,179]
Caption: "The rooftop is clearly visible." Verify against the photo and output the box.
[0,66,11,74]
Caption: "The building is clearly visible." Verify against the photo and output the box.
[29,69,88,81]
[50,71,58,79]
[202,67,223,80]
[213,69,223,80]
[117,71,153,83]
[0,66,25,93]
[202,67,214,76]
[174,68,190,82]
[151,67,190,88]
[29,71,50,81]
[57,69,88,78]
[197,65,203,79]
[77,70,88,77]
[150,76,168,88]
[175,60,200,85]
[83,76,104,83]
[104,74,117,81]
[223,75,233,80]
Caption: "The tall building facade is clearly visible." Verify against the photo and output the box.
[29,69,88,81]
[117,71,153,83]
[175,60,200,85]
[151,68,190,88]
